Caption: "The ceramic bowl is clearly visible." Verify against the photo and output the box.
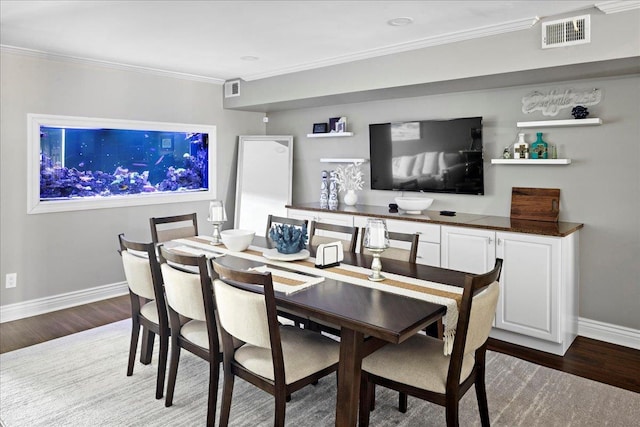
[395,197,434,214]
[220,229,255,251]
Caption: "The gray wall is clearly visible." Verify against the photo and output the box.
[0,51,265,306]
[264,75,640,330]
[225,8,640,111]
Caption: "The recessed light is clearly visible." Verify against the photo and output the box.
[387,17,413,27]
[240,56,259,61]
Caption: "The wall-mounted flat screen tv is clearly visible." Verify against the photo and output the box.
[369,117,484,195]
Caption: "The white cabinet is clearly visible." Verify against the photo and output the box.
[353,217,441,267]
[441,226,496,274]
[288,209,354,227]
[288,206,579,355]
[494,232,560,342]
[491,231,579,355]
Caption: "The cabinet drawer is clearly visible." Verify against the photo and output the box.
[386,219,440,243]
[417,242,440,267]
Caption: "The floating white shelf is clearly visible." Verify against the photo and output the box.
[320,158,367,163]
[516,118,602,128]
[491,159,571,165]
[307,132,353,138]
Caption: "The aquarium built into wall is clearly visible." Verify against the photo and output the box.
[27,114,216,214]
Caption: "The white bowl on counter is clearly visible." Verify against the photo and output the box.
[220,229,255,251]
[395,197,434,214]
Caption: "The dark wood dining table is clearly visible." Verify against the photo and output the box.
[213,236,468,426]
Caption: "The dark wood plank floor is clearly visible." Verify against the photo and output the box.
[1,295,639,394]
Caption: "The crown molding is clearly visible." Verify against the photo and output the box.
[241,16,539,81]
[595,1,640,14]
[0,45,225,85]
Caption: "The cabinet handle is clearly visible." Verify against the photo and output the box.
[415,231,423,235]
[486,237,493,244]
[497,238,502,245]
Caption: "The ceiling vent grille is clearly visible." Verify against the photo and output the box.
[542,15,590,48]
[224,79,240,98]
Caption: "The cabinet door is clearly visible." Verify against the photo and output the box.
[441,226,496,274]
[495,232,561,342]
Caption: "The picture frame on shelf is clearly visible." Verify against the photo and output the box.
[313,123,329,134]
[336,117,347,133]
[329,117,340,132]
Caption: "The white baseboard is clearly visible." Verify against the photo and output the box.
[579,317,640,350]
[0,282,129,323]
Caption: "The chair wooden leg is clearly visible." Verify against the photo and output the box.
[370,384,376,411]
[219,372,235,427]
[358,373,371,427]
[155,334,169,399]
[165,344,181,407]
[127,319,140,376]
[140,328,155,365]
[445,398,460,427]
[206,361,219,427]
[398,391,408,413]
[475,366,490,426]
[274,389,287,427]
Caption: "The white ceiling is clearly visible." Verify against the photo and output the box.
[0,1,632,83]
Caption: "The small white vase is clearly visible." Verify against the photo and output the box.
[344,189,358,206]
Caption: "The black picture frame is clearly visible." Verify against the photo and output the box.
[313,123,328,133]
[329,117,340,132]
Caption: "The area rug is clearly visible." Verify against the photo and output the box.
[1,320,638,426]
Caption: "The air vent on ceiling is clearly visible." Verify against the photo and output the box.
[542,15,590,48]
[224,79,240,98]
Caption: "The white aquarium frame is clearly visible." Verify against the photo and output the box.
[27,114,217,214]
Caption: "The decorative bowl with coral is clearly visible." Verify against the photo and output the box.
[269,224,308,254]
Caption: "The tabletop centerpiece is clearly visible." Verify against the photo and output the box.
[269,223,308,254]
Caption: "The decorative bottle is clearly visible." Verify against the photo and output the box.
[530,132,548,159]
[319,170,329,209]
[328,170,338,210]
[513,133,529,159]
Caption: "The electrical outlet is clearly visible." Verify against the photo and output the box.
[5,273,17,288]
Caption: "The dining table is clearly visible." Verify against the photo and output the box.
[167,234,469,427]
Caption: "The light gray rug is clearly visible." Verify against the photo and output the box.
[1,320,638,426]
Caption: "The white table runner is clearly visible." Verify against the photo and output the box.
[172,236,462,354]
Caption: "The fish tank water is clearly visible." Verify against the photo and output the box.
[39,127,209,200]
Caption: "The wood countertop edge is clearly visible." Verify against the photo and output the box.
[286,204,584,238]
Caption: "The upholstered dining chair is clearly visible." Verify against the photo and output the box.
[308,220,359,253]
[265,214,310,327]
[158,246,220,427]
[118,234,170,400]
[210,259,340,427]
[150,213,198,244]
[359,228,419,263]
[358,259,503,427]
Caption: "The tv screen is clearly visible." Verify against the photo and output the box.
[369,117,484,195]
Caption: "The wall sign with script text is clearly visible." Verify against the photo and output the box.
[522,88,602,116]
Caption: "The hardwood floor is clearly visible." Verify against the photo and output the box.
[1,295,639,394]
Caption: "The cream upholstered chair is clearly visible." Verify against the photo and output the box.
[118,234,170,400]
[150,213,198,244]
[158,246,220,427]
[359,228,419,263]
[211,259,340,427]
[359,259,503,427]
[308,220,359,253]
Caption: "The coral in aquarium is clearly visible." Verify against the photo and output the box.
[39,150,206,200]
[269,224,308,254]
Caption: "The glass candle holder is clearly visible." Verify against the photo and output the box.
[364,218,389,281]
[208,200,227,245]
